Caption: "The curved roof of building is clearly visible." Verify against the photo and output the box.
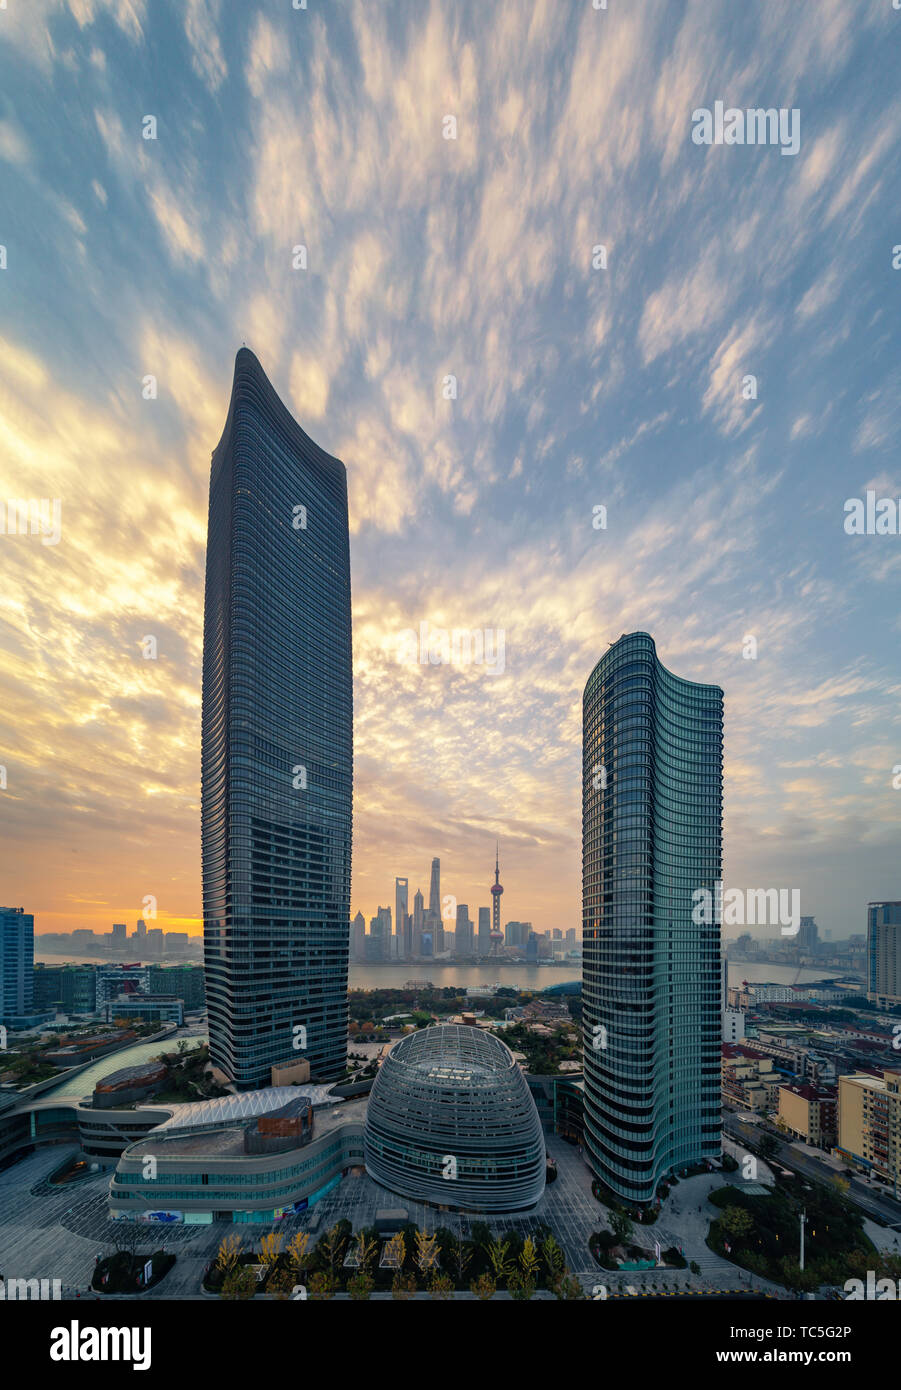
[364,1025,545,1213]
[95,1059,168,1092]
[386,1024,517,1086]
[152,1084,340,1132]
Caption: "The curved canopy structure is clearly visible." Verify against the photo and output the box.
[152,1084,339,1133]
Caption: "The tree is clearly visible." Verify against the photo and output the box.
[286,1231,311,1274]
[383,1232,407,1270]
[415,1230,440,1277]
[555,1273,584,1300]
[347,1272,375,1300]
[221,1266,256,1300]
[485,1237,513,1283]
[111,1221,142,1263]
[215,1234,244,1277]
[258,1231,284,1267]
[308,1270,337,1300]
[520,1236,540,1282]
[429,1272,454,1300]
[321,1224,347,1274]
[470,1273,496,1300]
[778,1257,819,1294]
[471,1221,492,1251]
[720,1206,754,1240]
[391,1270,417,1300]
[354,1232,378,1274]
[541,1234,565,1286]
[446,1231,471,1288]
[266,1266,299,1300]
[611,1209,633,1246]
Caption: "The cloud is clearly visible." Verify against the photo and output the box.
[1,0,899,940]
[184,0,227,92]
[0,120,31,167]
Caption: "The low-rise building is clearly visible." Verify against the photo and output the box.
[777,1081,837,1146]
[836,1069,901,1193]
[721,1044,784,1112]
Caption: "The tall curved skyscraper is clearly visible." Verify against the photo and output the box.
[202,348,353,1090]
[582,632,722,1203]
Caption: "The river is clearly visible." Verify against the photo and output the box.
[36,953,858,994]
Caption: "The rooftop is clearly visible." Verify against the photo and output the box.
[124,1095,368,1160]
[152,1083,342,1133]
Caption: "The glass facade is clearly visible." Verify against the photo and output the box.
[582,632,722,1203]
[364,1025,546,1212]
[202,349,353,1089]
[0,906,34,1019]
[110,1134,364,1209]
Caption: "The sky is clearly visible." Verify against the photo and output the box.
[0,0,899,944]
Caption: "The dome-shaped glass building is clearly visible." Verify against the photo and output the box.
[364,1024,545,1212]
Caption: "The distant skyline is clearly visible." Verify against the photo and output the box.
[1,1,899,942]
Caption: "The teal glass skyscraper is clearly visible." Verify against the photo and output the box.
[202,349,353,1090]
[582,632,722,1203]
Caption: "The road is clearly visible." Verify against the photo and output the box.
[723,1112,901,1229]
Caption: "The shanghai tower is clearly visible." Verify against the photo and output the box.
[201,348,353,1090]
[582,632,722,1203]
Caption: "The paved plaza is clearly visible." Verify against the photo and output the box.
[0,1131,801,1299]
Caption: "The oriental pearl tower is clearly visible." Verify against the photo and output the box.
[489,843,504,956]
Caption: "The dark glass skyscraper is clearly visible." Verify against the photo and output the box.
[202,348,353,1090]
[582,632,722,1203]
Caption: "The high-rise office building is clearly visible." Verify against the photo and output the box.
[455,904,473,956]
[868,903,901,1006]
[582,632,723,1204]
[412,889,425,956]
[395,878,409,957]
[797,916,818,952]
[504,921,530,949]
[366,913,384,962]
[428,858,443,954]
[428,858,440,916]
[148,964,206,1011]
[352,911,366,963]
[33,962,97,1015]
[430,911,445,956]
[201,348,353,1089]
[112,923,126,943]
[0,906,34,1021]
[478,906,490,955]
